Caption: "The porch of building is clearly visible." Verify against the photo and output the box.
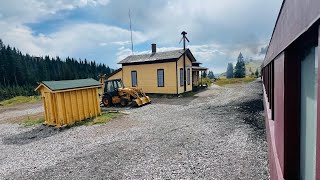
[192,66,208,91]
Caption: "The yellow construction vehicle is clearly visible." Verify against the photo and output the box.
[99,76,151,107]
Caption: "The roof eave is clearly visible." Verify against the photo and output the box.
[120,58,179,66]
[185,49,197,62]
[50,84,102,92]
[106,68,122,79]
[35,83,53,92]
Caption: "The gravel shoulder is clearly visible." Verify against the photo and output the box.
[0,102,43,124]
[0,79,269,179]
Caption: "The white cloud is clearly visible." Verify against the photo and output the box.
[104,0,281,73]
[0,0,282,73]
[0,21,147,59]
[78,0,110,7]
[99,42,107,46]
[111,41,130,46]
[0,0,110,23]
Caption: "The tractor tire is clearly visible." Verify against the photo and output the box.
[120,98,129,107]
[131,100,138,107]
[102,96,112,107]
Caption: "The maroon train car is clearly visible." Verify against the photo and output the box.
[262,0,320,179]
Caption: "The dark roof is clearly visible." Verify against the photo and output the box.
[118,48,196,65]
[41,78,101,91]
[106,68,122,79]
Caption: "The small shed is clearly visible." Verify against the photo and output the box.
[35,78,102,127]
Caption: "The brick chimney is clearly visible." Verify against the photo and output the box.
[152,44,156,53]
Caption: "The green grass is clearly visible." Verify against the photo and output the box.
[181,91,196,97]
[215,77,256,86]
[21,116,45,127]
[18,111,121,128]
[0,96,41,106]
[72,112,121,127]
[200,77,214,87]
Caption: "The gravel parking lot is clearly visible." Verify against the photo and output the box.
[0,79,269,179]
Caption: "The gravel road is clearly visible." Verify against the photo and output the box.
[0,79,269,179]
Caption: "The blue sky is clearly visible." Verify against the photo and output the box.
[0,0,282,73]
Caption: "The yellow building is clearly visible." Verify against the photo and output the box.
[35,78,102,127]
[107,44,207,94]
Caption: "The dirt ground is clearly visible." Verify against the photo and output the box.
[0,79,269,179]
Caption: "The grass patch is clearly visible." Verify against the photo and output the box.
[18,112,121,128]
[72,112,121,127]
[200,77,214,87]
[181,91,196,97]
[21,116,45,127]
[215,77,256,86]
[0,96,41,106]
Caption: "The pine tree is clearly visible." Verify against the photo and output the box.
[208,71,215,79]
[0,39,3,50]
[226,63,234,79]
[0,39,113,101]
[202,71,207,78]
[255,69,259,77]
[234,52,246,78]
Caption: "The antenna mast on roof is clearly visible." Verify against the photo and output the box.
[129,9,134,55]
[179,31,190,51]
[179,31,190,92]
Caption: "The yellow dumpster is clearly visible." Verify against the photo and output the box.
[35,78,102,127]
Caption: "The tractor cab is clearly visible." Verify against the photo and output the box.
[101,79,125,106]
[104,79,124,95]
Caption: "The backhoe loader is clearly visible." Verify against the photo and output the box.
[99,76,151,107]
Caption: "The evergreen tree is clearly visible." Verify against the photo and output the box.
[202,71,207,78]
[0,39,3,50]
[208,71,215,79]
[255,69,259,77]
[226,63,234,79]
[0,39,113,101]
[234,52,246,78]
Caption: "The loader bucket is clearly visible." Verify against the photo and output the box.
[141,96,151,104]
[132,96,151,107]
[132,98,143,107]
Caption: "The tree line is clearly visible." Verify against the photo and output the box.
[201,70,215,79]
[226,52,259,79]
[0,39,112,101]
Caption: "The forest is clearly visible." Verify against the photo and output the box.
[0,39,112,101]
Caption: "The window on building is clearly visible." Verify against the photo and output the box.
[263,61,274,120]
[187,68,191,85]
[157,69,164,87]
[180,68,184,86]
[300,46,318,180]
[131,71,137,87]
